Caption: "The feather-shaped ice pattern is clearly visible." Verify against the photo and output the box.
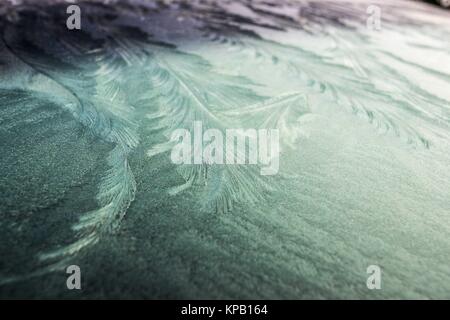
[142,44,310,213]
[1,0,450,299]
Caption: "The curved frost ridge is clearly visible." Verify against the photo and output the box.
[39,145,137,261]
[38,50,140,262]
[0,23,141,275]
